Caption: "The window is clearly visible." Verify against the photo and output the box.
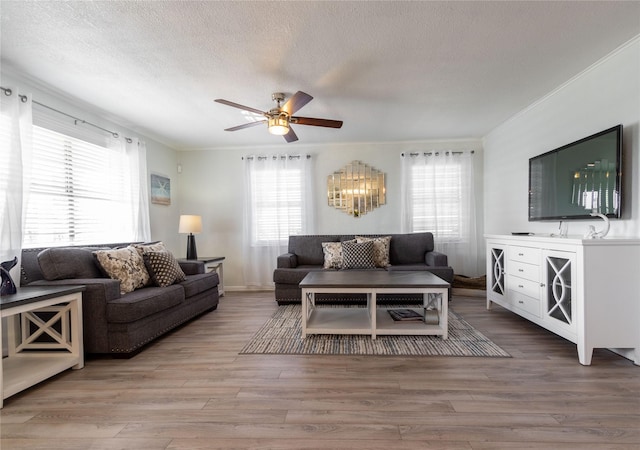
[249,165,304,244]
[409,162,464,241]
[245,155,311,245]
[22,125,139,247]
[401,150,480,277]
[242,154,314,287]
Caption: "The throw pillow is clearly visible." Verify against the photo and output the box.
[321,242,343,269]
[93,246,151,294]
[132,241,167,258]
[356,235,392,267]
[341,240,376,269]
[143,250,186,287]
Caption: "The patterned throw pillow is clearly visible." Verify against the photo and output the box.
[93,246,151,294]
[341,240,376,269]
[132,241,167,258]
[321,242,343,269]
[143,251,186,287]
[356,235,392,267]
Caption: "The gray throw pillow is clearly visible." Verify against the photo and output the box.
[38,247,105,280]
[341,240,375,269]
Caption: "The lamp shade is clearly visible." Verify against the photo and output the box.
[178,215,202,234]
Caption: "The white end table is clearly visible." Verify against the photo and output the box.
[1,285,85,408]
[195,257,225,296]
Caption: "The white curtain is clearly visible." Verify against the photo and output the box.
[0,88,32,286]
[243,155,314,288]
[126,138,151,242]
[106,136,151,243]
[401,150,480,277]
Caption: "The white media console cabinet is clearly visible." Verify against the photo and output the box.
[486,234,640,366]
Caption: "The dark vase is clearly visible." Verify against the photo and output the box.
[1,256,18,296]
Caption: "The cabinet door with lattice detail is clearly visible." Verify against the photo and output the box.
[542,250,577,335]
[486,243,507,309]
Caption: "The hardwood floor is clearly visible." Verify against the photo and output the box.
[1,291,638,449]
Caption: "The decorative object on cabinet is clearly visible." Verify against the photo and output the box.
[486,234,640,366]
[0,257,18,296]
[179,215,202,260]
[327,160,385,217]
[584,212,611,239]
[150,173,171,205]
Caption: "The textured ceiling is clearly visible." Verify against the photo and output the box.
[1,1,639,150]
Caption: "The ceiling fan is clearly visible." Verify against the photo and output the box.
[214,91,343,143]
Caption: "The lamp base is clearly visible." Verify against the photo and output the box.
[186,233,198,260]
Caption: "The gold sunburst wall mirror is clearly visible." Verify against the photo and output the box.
[327,160,386,217]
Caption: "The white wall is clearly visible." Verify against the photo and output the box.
[178,140,484,289]
[483,37,640,239]
[1,69,183,253]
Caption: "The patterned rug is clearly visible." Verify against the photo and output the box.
[240,305,510,357]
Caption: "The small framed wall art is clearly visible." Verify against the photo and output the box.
[150,173,171,205]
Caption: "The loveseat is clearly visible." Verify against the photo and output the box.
[20,242,219,357]
[273,232,454,304]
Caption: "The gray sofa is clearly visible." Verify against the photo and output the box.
[20,243,219,357]
[273,232,454,304]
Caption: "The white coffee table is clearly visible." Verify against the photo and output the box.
[299,271,450,339]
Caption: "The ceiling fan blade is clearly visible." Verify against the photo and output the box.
[214,99,266,116]
[291,116,343,128]
[282,91,313,115]
[283,126,298,143]
[224,120,267,132]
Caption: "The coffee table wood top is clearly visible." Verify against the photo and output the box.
[300,270,449,289]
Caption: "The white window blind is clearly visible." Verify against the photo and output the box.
[410,163,464,241]
[249,164,304,244]
[22,125,135,247]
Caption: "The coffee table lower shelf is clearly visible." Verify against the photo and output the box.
[304,306,447,338]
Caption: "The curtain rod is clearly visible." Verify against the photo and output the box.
[243,154,311,160]
[1,86,133,143]
[401,150,475,157]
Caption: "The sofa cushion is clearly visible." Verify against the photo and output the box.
[180,272,219,298]
[273,266,328,285]
[289,235,340,265]
[341,240,375,269]
[94,246,151,294]
[142,251,186,287]
[106,284,184,323]
[356,235,391,267]
[38,247,106,280]
[321,242,343,269]
[388,233,434,265]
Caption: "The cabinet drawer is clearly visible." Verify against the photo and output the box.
[510,290,541,317]
[509,246,541,265]
[508,261,540,282]
[508,276,540,299]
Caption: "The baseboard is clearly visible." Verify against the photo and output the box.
[225,286,275,292]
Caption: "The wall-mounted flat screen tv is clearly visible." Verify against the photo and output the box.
[529,125,622,221]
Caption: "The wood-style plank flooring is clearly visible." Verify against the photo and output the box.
[1,291,638,449]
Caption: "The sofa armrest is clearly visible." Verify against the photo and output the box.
[179,260,205,275]
[425,251,448,267]
[28,278,121,301]
[27,278,121,353]
[277,253,298,268]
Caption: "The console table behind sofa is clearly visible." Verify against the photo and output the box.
[273,233,454,305]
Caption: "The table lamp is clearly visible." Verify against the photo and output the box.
[179,215,202,260]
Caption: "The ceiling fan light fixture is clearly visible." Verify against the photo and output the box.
[268,113,289,135]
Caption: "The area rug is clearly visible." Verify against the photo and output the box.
[240,305,510,357]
